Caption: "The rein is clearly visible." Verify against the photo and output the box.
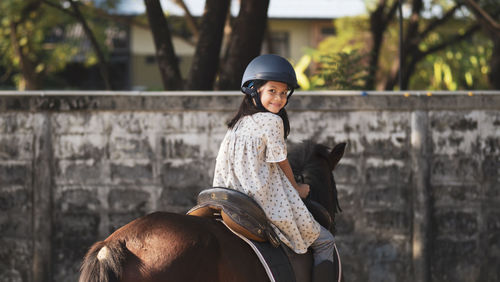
[294,174,305,184]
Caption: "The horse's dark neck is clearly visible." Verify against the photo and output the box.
[289,141,341,216]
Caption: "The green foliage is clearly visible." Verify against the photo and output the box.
[409,15,492,90]
[0,0,121,89]
[314,50,371,90]
[411,34,492,90]
[0,1,74,88]
[300,16,372,90]
[314,16,371,56]
[302,6,493,90]
[293,54,312,90]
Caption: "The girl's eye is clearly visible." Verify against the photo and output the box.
[265,88,288,97]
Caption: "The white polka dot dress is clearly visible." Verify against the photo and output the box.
[213,112,320,254]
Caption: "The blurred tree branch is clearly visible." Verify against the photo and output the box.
[384,0,479,90]
[463,0,500,34]
[173,0,199,39]
[144,0,183,90]
[459,0,500,88]
[366,0,399,89]
[42,0,112,90]
[217,0,270,90]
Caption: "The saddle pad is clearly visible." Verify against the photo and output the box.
[252,241,296,282]
[219,220,295,282]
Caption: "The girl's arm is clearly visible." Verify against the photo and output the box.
[278,158,310,199]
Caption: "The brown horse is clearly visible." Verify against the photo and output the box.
[79,141,346,282]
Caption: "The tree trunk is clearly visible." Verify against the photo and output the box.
[10,0,43,90]
[186,0,230,90]
[489,37,500,89]
[10,22,40,90]
[397,0,423,90]
[144,0,182,90]
[217,0,270,90]
[366,0,398,90]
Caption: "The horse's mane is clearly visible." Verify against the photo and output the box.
[288,140,341,215]
[288,140,331,176]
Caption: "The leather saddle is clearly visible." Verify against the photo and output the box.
[187,187,281,247]
[187,187,334,282]
[187,187,333,241]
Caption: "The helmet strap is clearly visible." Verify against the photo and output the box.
[244,82,269,112]
[251,91,269,112]
[284,88,295,107]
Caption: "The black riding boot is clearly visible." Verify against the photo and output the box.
[312,260,335,282]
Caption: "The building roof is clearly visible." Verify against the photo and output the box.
[266,0,366,19]
[119,0,366,19]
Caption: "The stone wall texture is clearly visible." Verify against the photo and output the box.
[0,92,499,282]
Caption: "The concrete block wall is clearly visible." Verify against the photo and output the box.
[287,109,415,282]
[0,92,498,282]
[428,110,500,281]
[0,113,35,282]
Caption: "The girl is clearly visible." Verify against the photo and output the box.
[213,54,335,282]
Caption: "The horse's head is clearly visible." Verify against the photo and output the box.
[288,141,346,233]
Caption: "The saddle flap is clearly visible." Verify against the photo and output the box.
[221,209,265,242]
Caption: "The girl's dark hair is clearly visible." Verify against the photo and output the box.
[227,80,290,139]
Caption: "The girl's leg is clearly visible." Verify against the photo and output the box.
[310,225,335,265]
[310,225,336,282]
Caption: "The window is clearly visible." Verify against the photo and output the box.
[262,31,290,58]
[313,22,336,47]
[145,56,156,64]
[321,27,335,37]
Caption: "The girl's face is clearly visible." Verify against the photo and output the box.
[258,81,290,114]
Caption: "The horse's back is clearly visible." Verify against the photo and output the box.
[81,211,268,282]
[111,212,221,281]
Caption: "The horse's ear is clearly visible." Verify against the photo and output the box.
[329,142,346,170]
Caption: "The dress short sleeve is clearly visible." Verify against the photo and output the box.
[262,114,287,163]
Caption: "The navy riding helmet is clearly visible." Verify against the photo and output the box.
[240,54,299,108]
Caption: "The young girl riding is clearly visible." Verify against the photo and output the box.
[213,54,336,282]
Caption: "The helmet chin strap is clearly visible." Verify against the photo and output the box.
[251,91,269,112]
[283,89,294,107]
[242,85,269,112]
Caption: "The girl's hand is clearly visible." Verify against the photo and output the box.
[277,158,310,199]
[297,183,310,199]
